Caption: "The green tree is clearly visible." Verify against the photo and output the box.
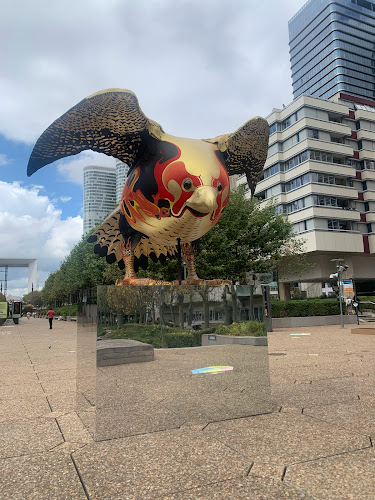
[0,292,6,302]
[195,186,306,283]
[22,291,42,306]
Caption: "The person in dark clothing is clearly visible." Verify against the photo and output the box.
[47,309,55,329]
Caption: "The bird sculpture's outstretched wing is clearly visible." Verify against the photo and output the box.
[27,89,164,176]
[88,206,177,272]
[203,116,269,196]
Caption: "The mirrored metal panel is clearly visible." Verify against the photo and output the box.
[77,285,277,441]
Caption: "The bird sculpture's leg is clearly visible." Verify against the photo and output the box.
[116,240,169,286]
[116,240,138,285]
[181,242,230,286]
[182,243,200,283]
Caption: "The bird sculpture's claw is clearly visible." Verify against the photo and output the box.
[115,278,172,286]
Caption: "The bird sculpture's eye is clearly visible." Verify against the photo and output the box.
[182,179,193,191]
[217,182,223,192]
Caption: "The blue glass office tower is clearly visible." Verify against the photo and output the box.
[289,0,375,100]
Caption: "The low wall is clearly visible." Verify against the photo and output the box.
[272,315,357,328]
[201,334,267,346]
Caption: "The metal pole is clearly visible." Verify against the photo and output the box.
[159,285,165,348]
[338,267,344,329]
[352,278,359,325]
[177,238,182,285]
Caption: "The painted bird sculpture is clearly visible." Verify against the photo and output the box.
[27,89,269,285]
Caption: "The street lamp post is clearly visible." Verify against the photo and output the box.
[337,267,344,329]
[330,263,349,329]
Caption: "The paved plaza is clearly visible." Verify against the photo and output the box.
[0,318,374,499]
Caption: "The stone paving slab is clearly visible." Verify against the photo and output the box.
[285,447,375,499]
[203,412,371,466]
[72,426,251,499]
[0,452,87,500]
[162,476,310,499]
[56,412,93,445]
[1,318,375,498]
[0,396,51,422]
[303,396,375,438]
[0,382,46,399]
[0,418,64,458]
[95,400,185,440]
[40,378,77,394]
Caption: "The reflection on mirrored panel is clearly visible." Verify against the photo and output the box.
[76,289,97,427]
[78,285,278,441]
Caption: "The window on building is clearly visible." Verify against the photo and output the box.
[356,121,361,130]
[358,140,363,150]
[280,117,291,130]
[367,223,372,233]
[307,129,319,139]
[284,198,306,214]
[269,123,277,135]
[362,181,368,191]
[309,150,333,163]
[365,160,375,170]
[317,174,335,184]
[364,202,370,212]
[328,220,350,231]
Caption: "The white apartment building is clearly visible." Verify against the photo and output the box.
[237,93,375,297]
[115,160,130,204]
[83,165,116,235]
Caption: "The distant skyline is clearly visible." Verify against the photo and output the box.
[0,0,307,297]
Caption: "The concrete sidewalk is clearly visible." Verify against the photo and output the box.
[1,318,374,499]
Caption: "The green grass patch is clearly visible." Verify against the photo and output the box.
[216,321,267,337]
[103,323,204,348]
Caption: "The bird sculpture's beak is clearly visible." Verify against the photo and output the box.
[186,186,218,214]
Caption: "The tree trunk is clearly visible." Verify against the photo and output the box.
[222,286,231,325]
[178,292,184,329]
[230,284,238,323]
[249,284,255,320]
[188,292,194,327]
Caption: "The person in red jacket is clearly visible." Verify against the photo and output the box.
[47,309,55,330]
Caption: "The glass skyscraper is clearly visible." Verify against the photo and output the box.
[289,0,375,100]
[83,165,116,235]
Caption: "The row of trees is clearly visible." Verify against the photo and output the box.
[33,187,308,307]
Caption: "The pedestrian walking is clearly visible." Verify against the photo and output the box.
[47,309,55,329]
[26,312,31,320]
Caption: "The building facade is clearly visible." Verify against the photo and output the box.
[83,165,116,234]
[115,160,130,204]
[290,0,375,101]
[237,93,375,296]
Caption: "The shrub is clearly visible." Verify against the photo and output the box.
[271,299,346,317]
[104,323,204,348]
[54,304,78,316]
[216,321,267,337]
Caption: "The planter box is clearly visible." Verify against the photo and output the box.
[201,333,267,347]
[272,315,357,328]
[97,339,154,367]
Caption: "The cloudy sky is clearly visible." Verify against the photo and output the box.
[1,0,307,297]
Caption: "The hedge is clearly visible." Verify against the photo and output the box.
[216,321,267,337]
[357,296,375,312]
[271,299,347,317]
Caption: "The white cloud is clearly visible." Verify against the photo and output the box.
[0,0,307,144]
[0,181,82,296]
[0,154,10,166]
[57,151,115,185]
[59,196,72,202]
